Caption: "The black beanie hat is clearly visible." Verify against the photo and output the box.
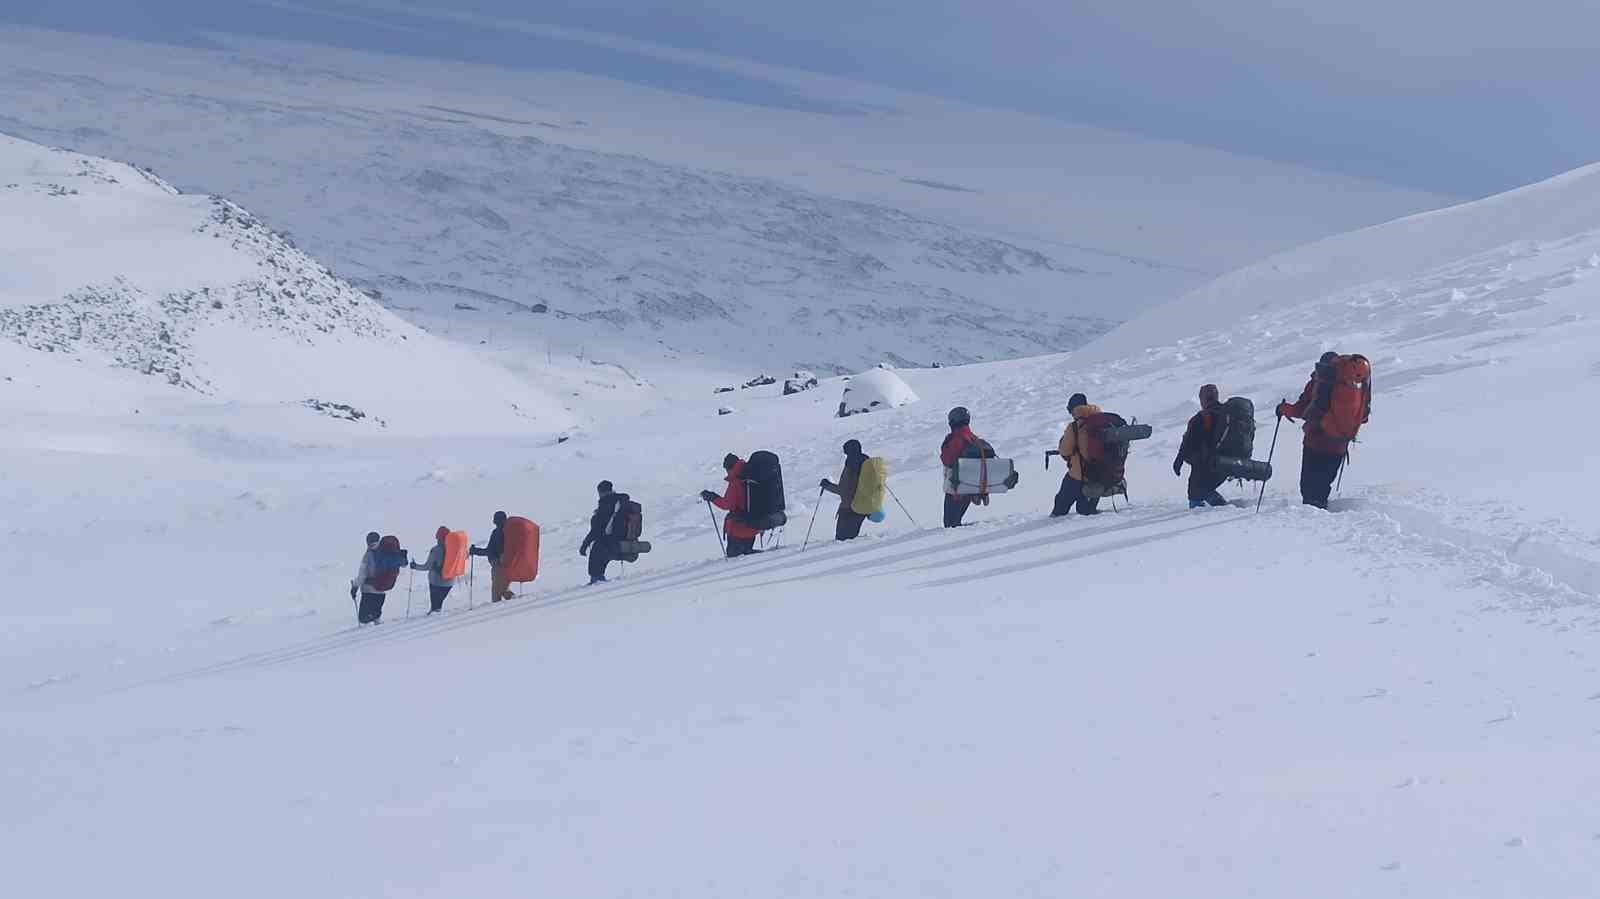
[493,511,507,525]
[365,531,381,545]
[723,453,739,471]
[843,439,862,455]
[1067,393,1088,410]
[948,406,970,427]
[597,480,613,494]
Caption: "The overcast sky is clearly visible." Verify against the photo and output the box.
[5,0,1597,195]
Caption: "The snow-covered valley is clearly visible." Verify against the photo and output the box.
[0,24,1447,378]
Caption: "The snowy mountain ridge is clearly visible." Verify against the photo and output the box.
[1090,158,1600,362]
[0,132,576,434]
[3,134,385,383]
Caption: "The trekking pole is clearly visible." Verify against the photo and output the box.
[885,484,920,528]
[468,555,476,611]
[1257,403,1286,513]
[1337,450,1349,496]
[706,500,726,556]
[406,568,414,620]
[801,487,824,551]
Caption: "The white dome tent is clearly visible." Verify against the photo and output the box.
[836,366,919,418]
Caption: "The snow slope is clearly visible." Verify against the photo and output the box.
[0,25,1448,377]
[0,132,576,437]
[1071,156,1600,546]
[8,96,1600,899]
[1091,159,1600,361]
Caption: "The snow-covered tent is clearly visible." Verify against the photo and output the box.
[836,366,919,418]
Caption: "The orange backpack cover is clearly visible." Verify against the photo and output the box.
[1322,354,1372,440]
[500,516,541,584]
[441,530,470,581]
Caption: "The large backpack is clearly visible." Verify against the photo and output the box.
[1075,411,1130,487]
[742,450,788,530]
[947,434,1019,495]
[500,517,541,585]
[608,496,643,541]
[1313,354,1372,441]
[367,535,406,592]
[1212,397,1256,460]
[851,457,888,516]
[441,531,470,581]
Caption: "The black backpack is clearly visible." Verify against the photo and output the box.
[607,495,642,540]
[1212,397,1256,460]
[743,450,787,529]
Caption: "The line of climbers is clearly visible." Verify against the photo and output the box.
[346,350,1371,624]
[944,350,1370,521]
[1171,351,1371,510]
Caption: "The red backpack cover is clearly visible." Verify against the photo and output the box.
[1076,411,1129,484]
[500,517,541,585]
[1319,354,1372,440]
[367,535,404,592]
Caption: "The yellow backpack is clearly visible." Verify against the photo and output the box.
[851,457,888,516]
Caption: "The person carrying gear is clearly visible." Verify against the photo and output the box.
[409,527,458,614]
[580,480,626,584]
[351,531,404,624]
[1277,351,1372,509]
[1174,383,1230,508]
[469,510,515,601]
[939,406,990,528]
[820,439,870,541]
[701,454,760,557]
[1051,393,1105,517]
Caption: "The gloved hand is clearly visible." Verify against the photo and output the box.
[699,490,718,503]
[579,539,591,557]
[349,584,358,600]
[819,478,833,490]
[1173,457,1184,477]
[1276,402,1293,420]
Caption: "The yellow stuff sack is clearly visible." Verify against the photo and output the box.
[851,457,888,516]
